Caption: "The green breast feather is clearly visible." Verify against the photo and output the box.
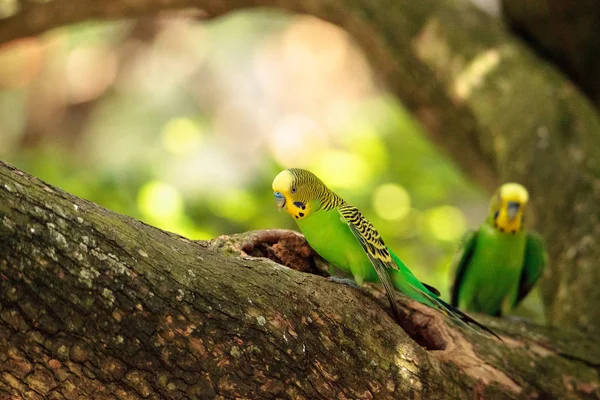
[451,225,547,316]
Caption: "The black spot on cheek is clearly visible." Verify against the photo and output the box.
[299,212,305,217]
[494,210,499,220]
[499,227,505,233]
[295,216,299,219]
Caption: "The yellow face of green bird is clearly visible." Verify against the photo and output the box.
[272,169,325,220]
[490,183,529,233]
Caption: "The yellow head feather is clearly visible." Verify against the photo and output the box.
[272,170,294,194]
[499,183,529,204]
[272,168,341,220]
[489,182,529,233]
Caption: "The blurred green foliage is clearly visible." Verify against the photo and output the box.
[0,10,543,321]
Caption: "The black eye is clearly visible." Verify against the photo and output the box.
[290,187,297,194]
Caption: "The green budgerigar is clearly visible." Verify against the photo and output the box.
[450,183,547,316]
[273,168,498,337]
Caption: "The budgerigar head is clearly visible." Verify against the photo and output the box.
[489,183,529,233]
[272,168,328,220]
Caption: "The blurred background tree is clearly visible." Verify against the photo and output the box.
[0,2,552,322]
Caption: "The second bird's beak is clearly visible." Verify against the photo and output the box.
[506,201,521,220]
[274,191,286,211]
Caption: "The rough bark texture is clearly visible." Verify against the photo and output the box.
[502,0,600,108]
[1,0,599,334]
[1,161,599,399]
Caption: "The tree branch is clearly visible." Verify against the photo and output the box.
[1,0,599,332]
[1,163,599,399]
[502,0,600,108]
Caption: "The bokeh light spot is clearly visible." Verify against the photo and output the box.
[66,45,117,103]
[137,181,184,221]
[161,117,204,155]
[343,130,388,173]
[313,150,371,189]
[0,0,20,19]
[372,183,411,221]
[422,205,466,242]
[269,114,328,166]
[281,16,350,83]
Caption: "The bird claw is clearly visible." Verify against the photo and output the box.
[327,276,360,288]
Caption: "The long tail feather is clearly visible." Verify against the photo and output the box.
[414,286,502,341]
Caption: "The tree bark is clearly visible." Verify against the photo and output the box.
[1,0,599,332]
[1,161,599,399]
[502,0,600,109]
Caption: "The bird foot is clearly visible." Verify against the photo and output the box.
[327,276,360,288]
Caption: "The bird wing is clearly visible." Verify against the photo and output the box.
[338,203,401,322]
[450,230,478,307]
[516,232,547,306]
[339,207,500,339]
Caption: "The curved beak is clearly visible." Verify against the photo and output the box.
[273,191,286,211]
[507,201,521,220]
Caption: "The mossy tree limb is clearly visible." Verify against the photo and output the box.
[1,163,599,399]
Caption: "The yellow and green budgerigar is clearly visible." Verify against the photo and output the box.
[450,183,547,316]
[272,168,498,337]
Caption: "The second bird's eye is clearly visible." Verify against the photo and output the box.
[291,187,297,194]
